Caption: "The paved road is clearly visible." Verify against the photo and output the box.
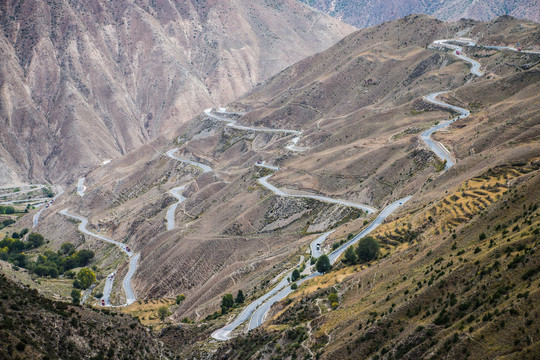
[211,266,295,341]
[33,189,65,227]
[247,196,411,330]
[285,136,305,152]
[255,162,280,171]
[60,209,138,305]
[421,91,470,171]
[205,108,302,135]
[433,39,484,76]
[167,185,187,231]
[124,253,140,305]
[102,271,116,306]
[77,178,86,197]
[310,230,334,259]
[258,174,377,213]
[166,149,213,173]
[210,37,539,340]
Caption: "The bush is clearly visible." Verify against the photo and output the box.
[27,233,44,249]
[235,290,245,304]
[343,246,357,265]
[71,289,81,305]
[479,233,486,241]
[176,293,186,304]
[316,255,331,273]
[356,236,380,263]
[221,293,234,313]
[291,269,301,282]
[77,268,95,289]
[157,306,170,321]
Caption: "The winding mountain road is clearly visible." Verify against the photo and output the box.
[205,108,302,135]
[258,174,377,214]
[60,209,138,306]
[310,230,334,259]
[211,37,514,340]
[167,185,187,231]
[33,189,65,227]
[246,196,412,331]
[421,91,470,170]
[166,149,212,173]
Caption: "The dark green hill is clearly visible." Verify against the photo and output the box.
[0,273,169,360]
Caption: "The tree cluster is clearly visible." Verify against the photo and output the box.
[0,235,94,279]
[343,236,380,265]
[0,205,15,214]
[221,290,246,314]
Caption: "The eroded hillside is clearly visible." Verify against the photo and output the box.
[11,14,540,359]
[0,0,353,185]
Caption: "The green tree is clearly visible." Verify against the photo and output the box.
[74,249,95,266]
[48,267,59,278]
[235,290,245,304]
[356,236,380,263]
[176,293,186,304]
[71,289,81,305]
[60,242,75,255]
[27,233,44,249]
[343,246,357,265]
[33,265,49,277]
[157,305,171,321]
[221,293,234,313]
[291,283,298,290]
[77,268,96,289]
[316,255,332,273]
[291,269,301,282]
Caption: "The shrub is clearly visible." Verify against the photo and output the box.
[356,236,380,263]
[316,255,331,273]
[291,269,301,282]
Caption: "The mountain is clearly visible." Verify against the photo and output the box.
[0,272,168,359]
[5,13,540,359]
[298,0,540,28]
[0,0,353,186]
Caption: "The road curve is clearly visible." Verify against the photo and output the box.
[258,174,377,214]
[310,230,334,259]
[60,209,138,306]
[167,185,187,231]
[212,38,495,339]
[433,39,484,76]
[421,91,470,171]
[102,271,116,306]
[205,108,302,135]
[166,149,212,173]
[32,188,65,228]
[255,162,280,171]
[247,196,412,331]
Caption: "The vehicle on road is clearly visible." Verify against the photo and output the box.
[126,247,130,252]
[102,299,105,306]
[456,50,460,55]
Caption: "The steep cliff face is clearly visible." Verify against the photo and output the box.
[0,0,354,185]
[299,0,540,28]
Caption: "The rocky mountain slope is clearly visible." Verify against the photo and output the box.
[0,272,168,359]
[9,13,540,359]
[298,0,540,28]
[0,0,353,186]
